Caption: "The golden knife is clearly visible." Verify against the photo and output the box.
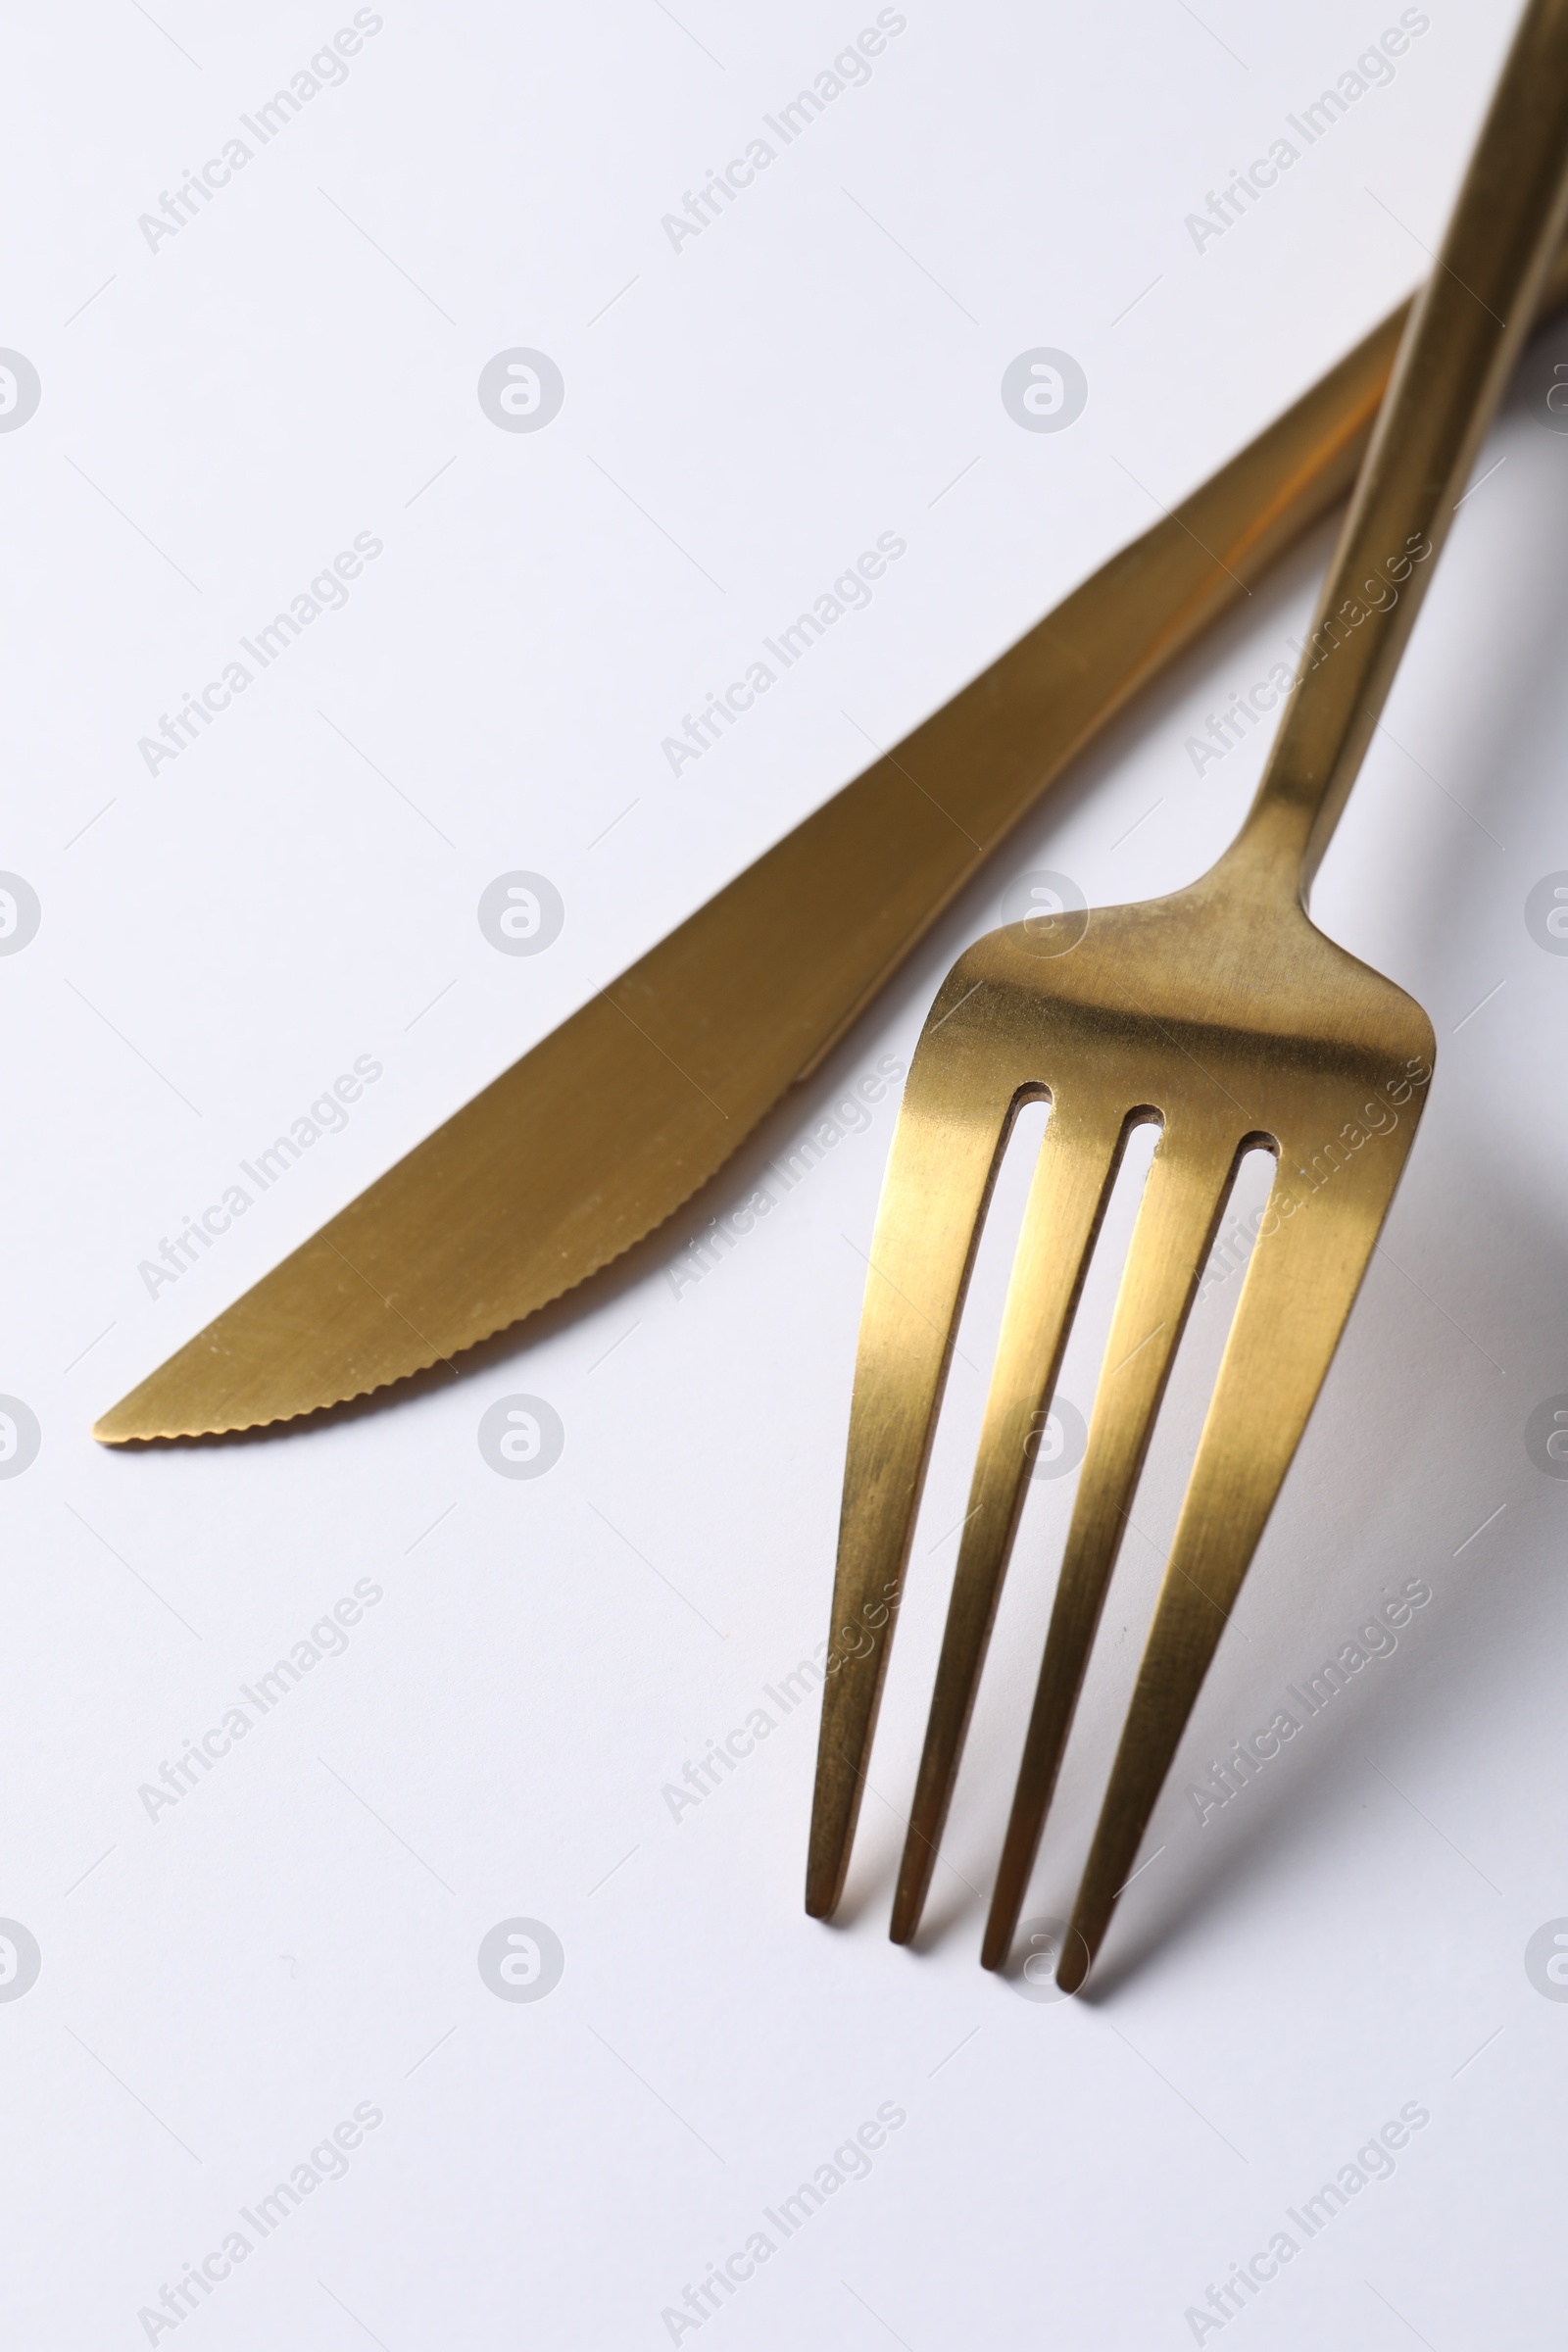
[95,255,1568,1442]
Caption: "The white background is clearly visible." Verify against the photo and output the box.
[3,1,1568,2344]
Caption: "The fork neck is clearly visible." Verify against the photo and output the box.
[1213,0,1568,918]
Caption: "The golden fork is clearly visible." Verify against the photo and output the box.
[807,0,1568,1991]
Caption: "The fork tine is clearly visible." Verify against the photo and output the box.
[888,1094,1137,1943]
[806,978,1035,1921]
[975,1117,1244,1967]
[1050,1137,1415,1991]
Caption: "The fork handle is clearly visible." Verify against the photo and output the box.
[1234,0,1568,900]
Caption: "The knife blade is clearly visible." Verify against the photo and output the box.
[95,257,1568,1443]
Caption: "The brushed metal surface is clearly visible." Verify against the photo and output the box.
[804,0,1568,1987]
[96,231,1568,1444]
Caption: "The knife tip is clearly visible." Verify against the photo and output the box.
[92,1373,228,1445]
[92,1396,172,1446]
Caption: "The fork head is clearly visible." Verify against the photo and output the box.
[805,0,1568,1986]
[805,842,1433,1988]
